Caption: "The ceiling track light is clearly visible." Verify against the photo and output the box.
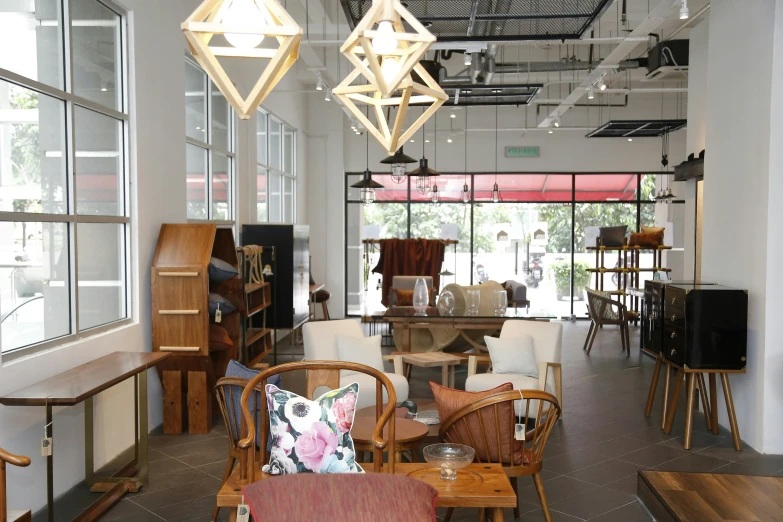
[597,75,606,91]
[680,0,689,20]
[324,89,331,102]
[553,116,560,128]
[464,52,472,66]
[587,85,595,100]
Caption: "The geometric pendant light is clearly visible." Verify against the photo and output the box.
[340,0,436,97]
[333,62,448,154]
[182,0,303,119]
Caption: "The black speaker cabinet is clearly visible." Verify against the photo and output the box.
[643,280,715,354]
[662,284,748,370]
[242,224,310,330]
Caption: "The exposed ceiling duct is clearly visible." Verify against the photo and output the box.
[439,59,643,86]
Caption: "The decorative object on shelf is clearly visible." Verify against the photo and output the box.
[339,0,436,97]
[182,0,303,119]
[351,122,384,206]
[412,277,430,314]
[380,146,416,184]
[409,113,440,195]
[333,60,447,154]
[598,225,627,247]
[422,444,475,481]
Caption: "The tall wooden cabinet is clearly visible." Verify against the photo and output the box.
[241,224,310,330]
[151,224,241,434]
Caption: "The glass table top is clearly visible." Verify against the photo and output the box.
[377,306,558,320]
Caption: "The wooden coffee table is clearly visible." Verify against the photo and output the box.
[397,352,462,387]
[352,411,429,463]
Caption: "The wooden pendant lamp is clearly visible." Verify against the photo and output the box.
[333,63,447,154]
[340,0,437,97]
[182,0,303,119]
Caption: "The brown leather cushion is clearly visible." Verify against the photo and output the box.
[641,225,665,235]
[393,288,414,306]
[629,230,663,248]
[430,381,525,465]
[243,473,438,521]
[209,324,233,351]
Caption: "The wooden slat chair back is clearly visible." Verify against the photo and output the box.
[439,390,561,522]
[1,446,31,522]
[216,360,398,520]
[585,289,631,356]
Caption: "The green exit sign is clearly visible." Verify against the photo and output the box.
[505,146,540,158]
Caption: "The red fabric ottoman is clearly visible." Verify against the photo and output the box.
[243,473,438,522]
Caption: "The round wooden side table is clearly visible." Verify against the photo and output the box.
[352,407,429,463]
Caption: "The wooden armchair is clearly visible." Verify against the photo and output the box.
[1,446,31,522]
[439,390,561,522]
[215,361,398,521]
[585,289,631,356]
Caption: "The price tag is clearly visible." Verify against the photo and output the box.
[237,497,250,522]
[41,421,53,456]
[215,304,222,323]
[515,423,526,441]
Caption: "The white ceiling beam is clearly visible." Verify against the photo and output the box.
[538,0,684,128]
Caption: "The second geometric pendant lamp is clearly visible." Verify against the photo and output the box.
[182,0,303,119]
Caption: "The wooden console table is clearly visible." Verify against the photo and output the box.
[0,351,170,522]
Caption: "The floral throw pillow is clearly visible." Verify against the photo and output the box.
[263,382,362,475]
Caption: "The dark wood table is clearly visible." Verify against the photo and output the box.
[0,351,170,522]
[352,410,429,463]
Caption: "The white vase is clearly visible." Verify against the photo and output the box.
[413,278,429,313]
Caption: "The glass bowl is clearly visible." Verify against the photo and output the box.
[422,443,475,481]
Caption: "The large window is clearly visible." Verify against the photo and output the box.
[185,58,234,222]
[345,173,666,317]
[256,108,296,223]
[0,0,130,355]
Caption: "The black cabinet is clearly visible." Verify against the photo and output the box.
[242,224,310,330]
[643,280,715,354]
[661,284,748,370]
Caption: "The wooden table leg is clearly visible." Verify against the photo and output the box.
[402,324,411,352]
[664,370,684,434]
[696,373,712,431]
[228,508,237,522]
[661,362,671,429]
[489,507,504,521]
[683,373,696,450]
[645,354,662,417]
[441,365,449,387]
[709,373,719,435]
[721,373,743,451]
[448,365,455,389]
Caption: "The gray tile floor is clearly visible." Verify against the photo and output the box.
[37,321,783,521]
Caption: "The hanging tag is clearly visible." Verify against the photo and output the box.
[237,496,250,522]
[515,423,526,441]
[215,303,222,323]
[41,422,53,457]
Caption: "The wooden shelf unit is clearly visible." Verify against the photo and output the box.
[237,246,274,367]
[151,224,242,434]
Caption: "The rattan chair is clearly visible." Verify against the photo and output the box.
[585,289,631,356]
[214,361,398,521]
[440,390,562,522]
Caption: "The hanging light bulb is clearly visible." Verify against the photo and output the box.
[372,20,398,54]
[464,52,472,66]
[587,85,595,100]
[351,169,384,207]
[462,183,470,203]
[416,173,431,195]
[492,183,499,203]
[679,0,689,20]
[431,184,439,203]
[223,0,267,49]
[380,56,401,84]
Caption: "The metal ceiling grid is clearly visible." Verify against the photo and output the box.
[586,120,687,138]
[442,84,542,106]
[340,0,614,42]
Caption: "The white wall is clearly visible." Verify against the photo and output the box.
[0,0,312,512]
[700,0,778,452]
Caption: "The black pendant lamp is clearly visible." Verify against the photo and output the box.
[491,102,500,203]
[409,108,439,195]
[351,111,384,206]
[380,147,416,184]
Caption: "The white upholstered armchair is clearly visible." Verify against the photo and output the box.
[465,321,563,414]
[302,319,409,409]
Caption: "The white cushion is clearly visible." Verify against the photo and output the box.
[341,372,409,410]
[336,335,384,376]
[485,335,538,378]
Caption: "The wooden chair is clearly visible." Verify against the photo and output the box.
[215,360,398,521]
[1,446,31,522]
[585,289,631,356]
[440,390,561,522]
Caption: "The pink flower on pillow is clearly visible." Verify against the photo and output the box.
[294,421,338,471]
[331,393,357,433]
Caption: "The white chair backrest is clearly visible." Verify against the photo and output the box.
[391,276,433,290]
[303,319,364,361]
[499,320,562,365]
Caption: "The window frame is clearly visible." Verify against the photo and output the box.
[255,107,296,223]
[185,56,236,226]
[0,0,132,359]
